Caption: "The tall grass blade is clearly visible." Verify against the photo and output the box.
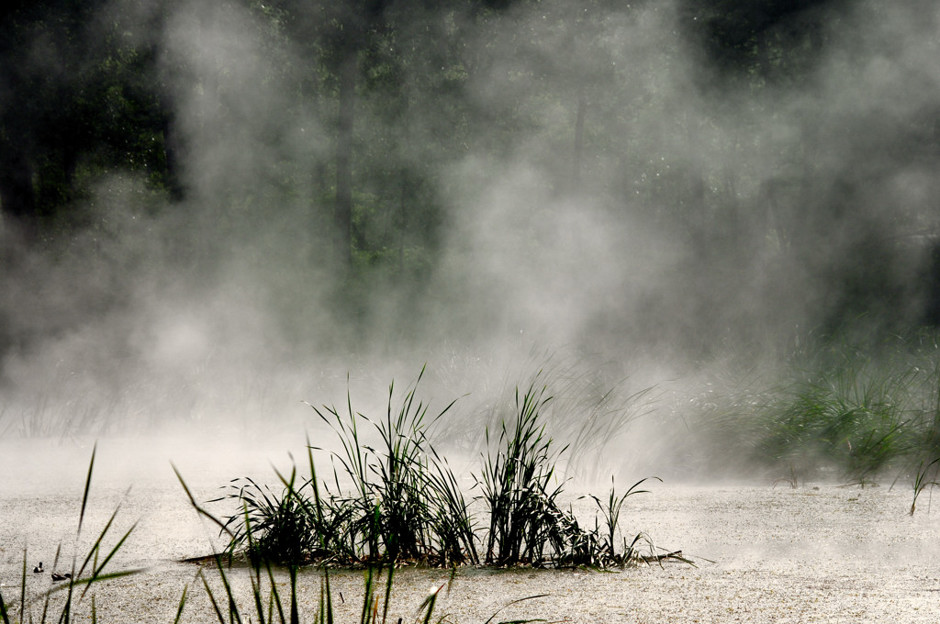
[41,543,62,624]
[173,584,189,624]
[417,582,444,624]
[19,548,26,624]
[481,594,549,624]
[321,569,334,624]
[0,591,8,624]
[213,552,243,624]
[359,567,376,624]
[380,564,395,624]
[79,516,140,599]
[264,560,286,624]
[78,443,97,536]
[289,565,299,624]
[198,569,227,624]
[173,464,236,539]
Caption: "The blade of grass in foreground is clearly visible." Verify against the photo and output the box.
[417,582,445,624]
[210,551,243,624]
[59,443,99,624]
[0,576,9,624]
[481,593,549,624]
[173,463,237,539]
[381,564,395,624]
[290,565,300,624]
[78,443,97,536]
[78,509,140,599]
[19,548,26,624]
[173,584,188,624]
[199,568,228,624]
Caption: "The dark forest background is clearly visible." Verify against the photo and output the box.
[1,0,939,437]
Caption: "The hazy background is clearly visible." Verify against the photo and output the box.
[1,0,938,479]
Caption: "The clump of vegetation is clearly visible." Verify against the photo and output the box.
[447,353,657,482]
[218,473,322,566]
[585,476,663,567]
[175,445,553,624]
[479,382,567,565]
[758,363,917,483]
[693,332,940,485]
[214,369,672,570]
[910,457,940,515]
[213,367,477,567]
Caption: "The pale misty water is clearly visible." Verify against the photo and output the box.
[3,434,940,623]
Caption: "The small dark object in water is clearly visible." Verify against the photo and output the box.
[33,562,43,573]
[50,572,71,582]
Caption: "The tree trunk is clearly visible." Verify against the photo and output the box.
[161,111,185,202]
[571,93,587,193]
[0,143,37,241]
[335,51,357,269]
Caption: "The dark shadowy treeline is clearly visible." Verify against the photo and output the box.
[1,0,938,370]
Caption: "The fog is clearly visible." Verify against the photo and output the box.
[1,0,939,480]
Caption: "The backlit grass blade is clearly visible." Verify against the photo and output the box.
[173,584,189,624]
[417,582,445,624]
[289,565,299,624]
[78,515,140,599]
[78,443,97,537]
[198,569,227,624]
[481,594,549,624]
[265,559,287,624]
[19,548,26,624]
[211,551,243,624]
[173,464,236,539]
[359,565,376,624]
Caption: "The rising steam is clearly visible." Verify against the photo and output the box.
[1,0,938,480]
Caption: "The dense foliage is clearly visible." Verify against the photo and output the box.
[3,0,940,454]
[214,371,667,568]
[2,0,936,355]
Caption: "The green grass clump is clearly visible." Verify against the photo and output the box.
[910,457,940,515]
[479,379,662,567]
[308,366,477,566]
[585,476,662,567]
[759,364,917,483]
[178,468,548,624]
[218,473,321,566]
[693,332,940,484]
[214,366,477,567]
[214,368,669,570]
[480,381,566,565]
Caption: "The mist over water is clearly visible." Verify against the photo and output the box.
[1,0,939,480]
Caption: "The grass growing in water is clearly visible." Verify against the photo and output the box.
[215,369,674,570]
[480,381,565,565]
[216,367,476,566]
[910,457,940,515]
[177,467,547,624]
[586,476,662,567]
[694,332,940,484]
